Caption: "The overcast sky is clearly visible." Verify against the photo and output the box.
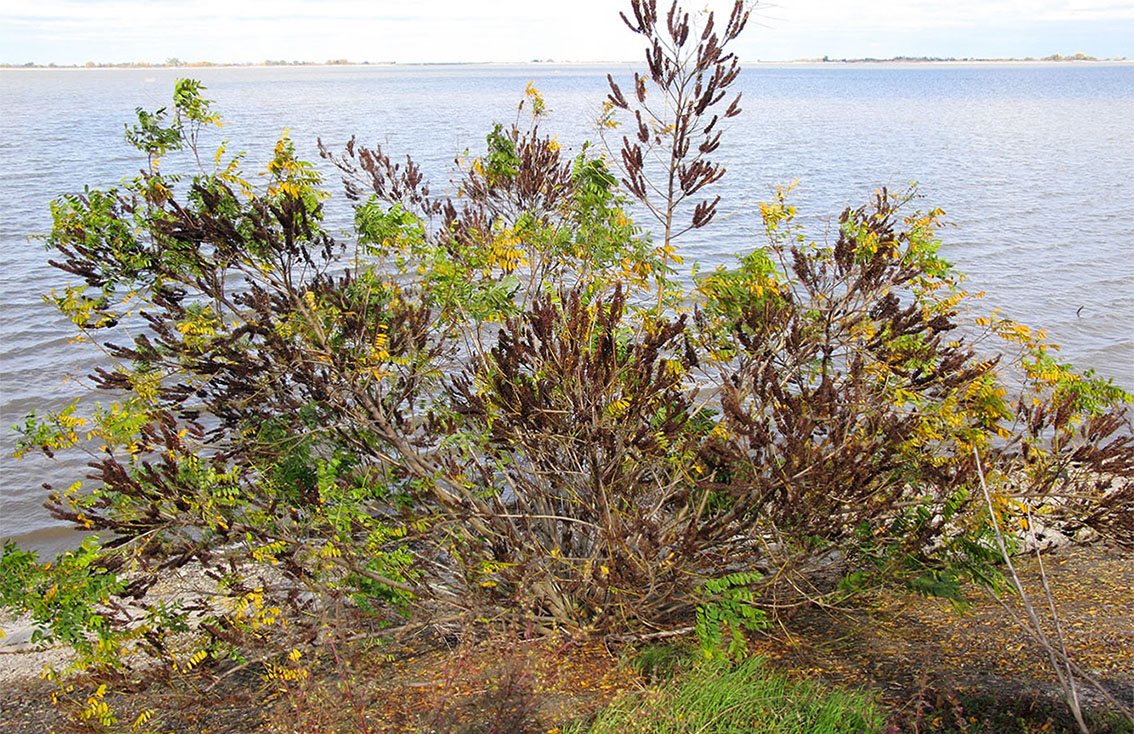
[2,0,1132,65]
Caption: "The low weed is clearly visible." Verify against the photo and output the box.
[895,688,1134,734]
[623,644,693,684]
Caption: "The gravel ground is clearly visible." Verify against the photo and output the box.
[1,543,1130,733]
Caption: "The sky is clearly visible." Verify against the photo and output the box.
[1,0,1132,65]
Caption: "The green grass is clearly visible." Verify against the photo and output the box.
[566,654,884,734]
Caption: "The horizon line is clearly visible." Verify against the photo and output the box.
[4,53,1130,70]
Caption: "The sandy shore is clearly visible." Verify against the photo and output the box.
[0,611,74,684]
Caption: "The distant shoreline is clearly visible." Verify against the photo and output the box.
[2,55,1131,71]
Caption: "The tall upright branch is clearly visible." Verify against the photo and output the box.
[606,0,751,313]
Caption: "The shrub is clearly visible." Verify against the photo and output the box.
[3,0,1131,691]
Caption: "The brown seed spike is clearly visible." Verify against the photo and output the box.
[727,1,750,41]
[620,9,640,34]
[724,92,742,118]
[701,12,715,41]
[607,75,629,109]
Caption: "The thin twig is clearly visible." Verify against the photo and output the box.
[974,447,1091,732]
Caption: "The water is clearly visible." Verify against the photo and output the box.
[2,63,1132,554]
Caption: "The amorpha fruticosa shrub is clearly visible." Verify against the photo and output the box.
[2,3,1130,681]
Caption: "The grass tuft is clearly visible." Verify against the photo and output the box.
[567,654,884,733]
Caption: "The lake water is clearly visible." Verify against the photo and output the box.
[2,62,1132,554]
